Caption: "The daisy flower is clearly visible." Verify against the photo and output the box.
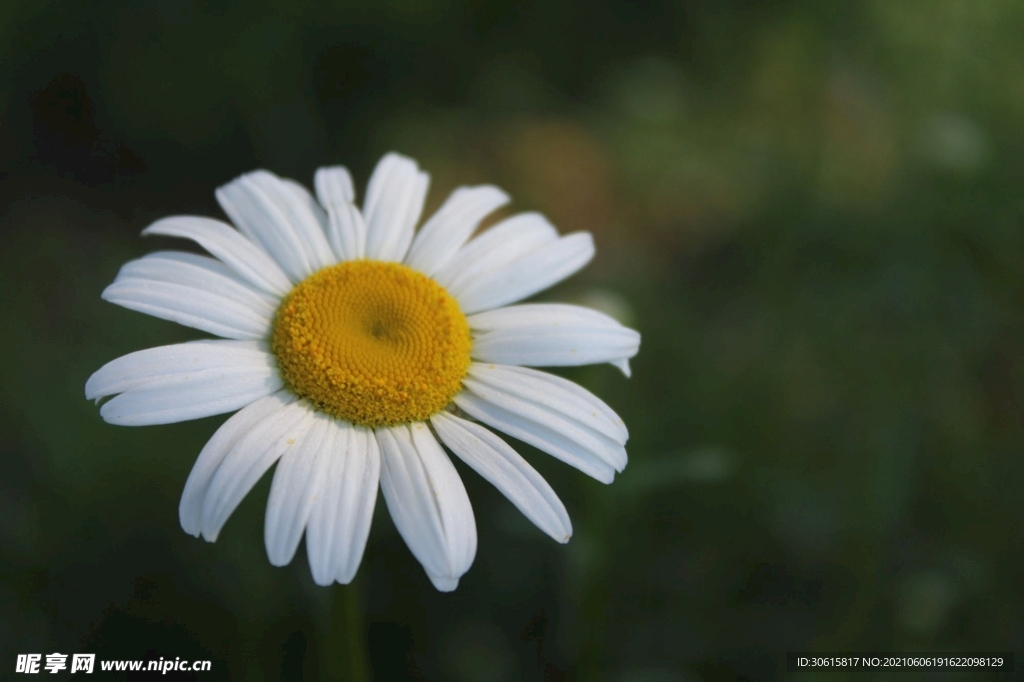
[85,153,640,591]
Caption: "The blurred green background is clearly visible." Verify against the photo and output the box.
[2,0,1023,680]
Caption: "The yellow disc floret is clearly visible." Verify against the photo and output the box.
[272,260,472,427]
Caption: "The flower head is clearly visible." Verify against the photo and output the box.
[86,153,640,591]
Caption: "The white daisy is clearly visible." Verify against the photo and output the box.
[85,153,640,591]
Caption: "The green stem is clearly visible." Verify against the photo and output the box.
[323,579,373,681]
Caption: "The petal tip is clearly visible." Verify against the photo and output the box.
[428,574,460,592]
[333,569,357,586]
[611,358,632,377]
[381,151,417,167]
[179,522,201,539]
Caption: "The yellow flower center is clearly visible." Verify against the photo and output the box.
[271,260,472,427]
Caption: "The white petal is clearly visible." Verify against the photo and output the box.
[362,153,430,262]
[377,423,476,591]
[102,278,272,340]
[335,427,381,584]
[467,363,628,444]
[88,341,281,426]
[282,177,331,237]
[314,165,356,205]
[86,339,271,400]
[329,203,368,263]
[216,170,334,281]
[117,251,278,316]
[468,302,626,332]
[262,174,335,271]
[200,398,314,542]
[265,412,333,566]
[306,422,380,585]
[404,185,510,276]
[97,375,280,426]
[433,212,558,290]
[461,375,627,472]
[453,391,617,484]
[431,412,571,543]
[611,358,632,378]
[454,232,595,314]
[314,166,366,261]
[142,216,293,297]
[304,420,345,584]
[216,171,309,279]
[179,391,292,536]
[469,303,640,370]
